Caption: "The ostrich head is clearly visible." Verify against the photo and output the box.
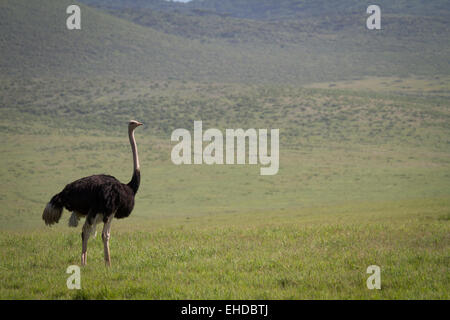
[129,120,143,130]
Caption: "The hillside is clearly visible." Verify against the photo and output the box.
[0,0,233,80]
[101,8,450,49]
[1,0,449,83]
[186,0,450,19]
[81,0,450,19]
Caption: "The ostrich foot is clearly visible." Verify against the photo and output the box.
[81,252,87,266]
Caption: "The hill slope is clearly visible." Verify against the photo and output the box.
[0,0,233,80]
[81,0,450,19]
[187,0,450,19]
[1,0,450,83]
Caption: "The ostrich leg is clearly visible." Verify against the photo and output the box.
[102,215,114,267]
[81,218,93,266]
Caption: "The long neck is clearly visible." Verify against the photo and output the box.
[127,127,140,194]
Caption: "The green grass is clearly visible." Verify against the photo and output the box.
[0,199,448,299]
[1,1,449,299]
[0,75,449,299]
[305,76,450,98]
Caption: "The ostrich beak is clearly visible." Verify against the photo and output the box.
[137,121,143,126]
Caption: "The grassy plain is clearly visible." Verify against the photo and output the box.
[0,77,448,299]
[1,198,448,299]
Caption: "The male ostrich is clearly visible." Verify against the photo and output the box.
[42,120,143,266]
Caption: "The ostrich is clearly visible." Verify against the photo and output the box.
[42,120,143,266]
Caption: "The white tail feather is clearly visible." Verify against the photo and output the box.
[42,203,63,226]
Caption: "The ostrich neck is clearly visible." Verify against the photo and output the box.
[127,127,140,194]
[129,127,140,172]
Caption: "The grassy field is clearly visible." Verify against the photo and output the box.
[1,0,449,300]
[0,76,448,299]
[0,198,448,299]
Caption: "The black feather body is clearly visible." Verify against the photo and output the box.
[47,172,139,224]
